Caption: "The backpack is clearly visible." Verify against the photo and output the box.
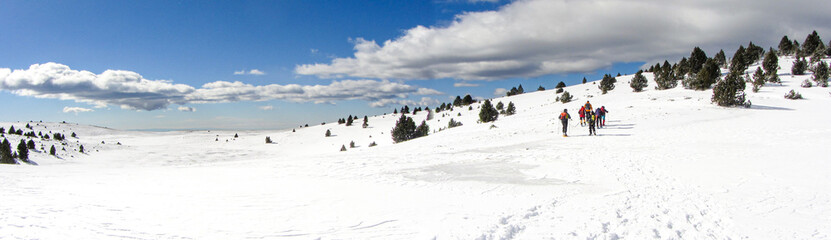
[559,112,567,120]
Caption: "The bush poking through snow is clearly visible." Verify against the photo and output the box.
[325,129,331,137]
[557,91,573,103]
[349,141,355,148]
[265,136,272,144]
[813,61,829,86]
[784,90,803,99]
[368,142,377,147]
[17,140,28,161]
[802,79,813,88]
[340,145,347,152]
[448,118,463,128]
[50,145,56,155]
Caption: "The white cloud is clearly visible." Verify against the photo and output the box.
[259,105,274,111]
[296,0,831,80]
[0,63,194,111]
[178,106,196,112]
[454,82,480,87]
[0,63,442,111]
[234,69,266,75]
[63,106,94,114]
[493,88,508,97]
[310,48,319,54]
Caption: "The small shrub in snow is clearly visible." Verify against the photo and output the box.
[234,133,239,138]
[349,141,355,148]
[368,142,377,147]
[802,79,813,88]
[79,145,85,153]
[325,129,331,137]
[448,118,463,128]
[27,139,35,149]
[265,136,272,144]
[784,90,803,99]
[557,91,573,103]
[556,88,564,93]
[17,140,28,161]
[50,145,56,155]
[340,145,347,152]
[496,101,504,110]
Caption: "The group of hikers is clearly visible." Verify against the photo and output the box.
[558,101,608,137]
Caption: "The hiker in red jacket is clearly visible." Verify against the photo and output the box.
[578,105,586,126]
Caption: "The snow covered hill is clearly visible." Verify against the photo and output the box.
[1,57,830,239]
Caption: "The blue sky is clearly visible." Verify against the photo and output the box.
[1,0,828,130]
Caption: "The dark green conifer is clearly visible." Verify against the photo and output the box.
[478,100,498,123]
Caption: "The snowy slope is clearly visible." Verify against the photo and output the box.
[1,57,830,239]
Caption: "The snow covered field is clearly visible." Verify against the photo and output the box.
[1,58,830,239]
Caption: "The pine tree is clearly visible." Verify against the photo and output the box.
[234,133,239,138]
[686,59,720,90]
[712,72,748,107]
[803,30,824,56]
[27,139,35,149]
[689,47,708,74]
[362,116,369,128]
[265,136,272,144]
[813,61,829,87]
[71,132,77,138]
[391,114,417,143]
[0,139,14,164]
[448,118,462,128]
[453,96,462,106]
[415,120,429,138]
[325,129,331,137]
[792,58,808,75]
[582,77,587,84]
[517,85,524,94]
[630,70,648,92]
[496,101,504,110]
[752,67,765,93]
[599,74,616,94]
[537,85,545,91]
[555,81,566,89]
[403,105,410,114]
[730,46,748,74]
[714,49,727,68]
[17,140,28,161]
[8,126,15,135]
[478,99,498,123]
[79,145,85,153]
[346,115,354,126]
[778,35,794,56]
[50,145,56,155]
[462,95,474,105]
[350,141,355,148]
[745,42,765,64]
[340,145,347,152]
[505,102,516,116]
[762,50,780,81]
[394,108,398,114]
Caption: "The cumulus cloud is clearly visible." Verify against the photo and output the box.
[454,82,480,87]
[493,88,507,97]
[296,0,831,80]
[178,106,196,112]
[63,106,94,114]
[234,69,266,75]
[259,105,274,111]
[0,63,194,111]
[188,79,441,107]
[0,63,442,111]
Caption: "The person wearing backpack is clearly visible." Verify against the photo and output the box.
[578,105,586,126]
[558,109,572,137]
[599,106,609,127]
[586,111,596,136]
